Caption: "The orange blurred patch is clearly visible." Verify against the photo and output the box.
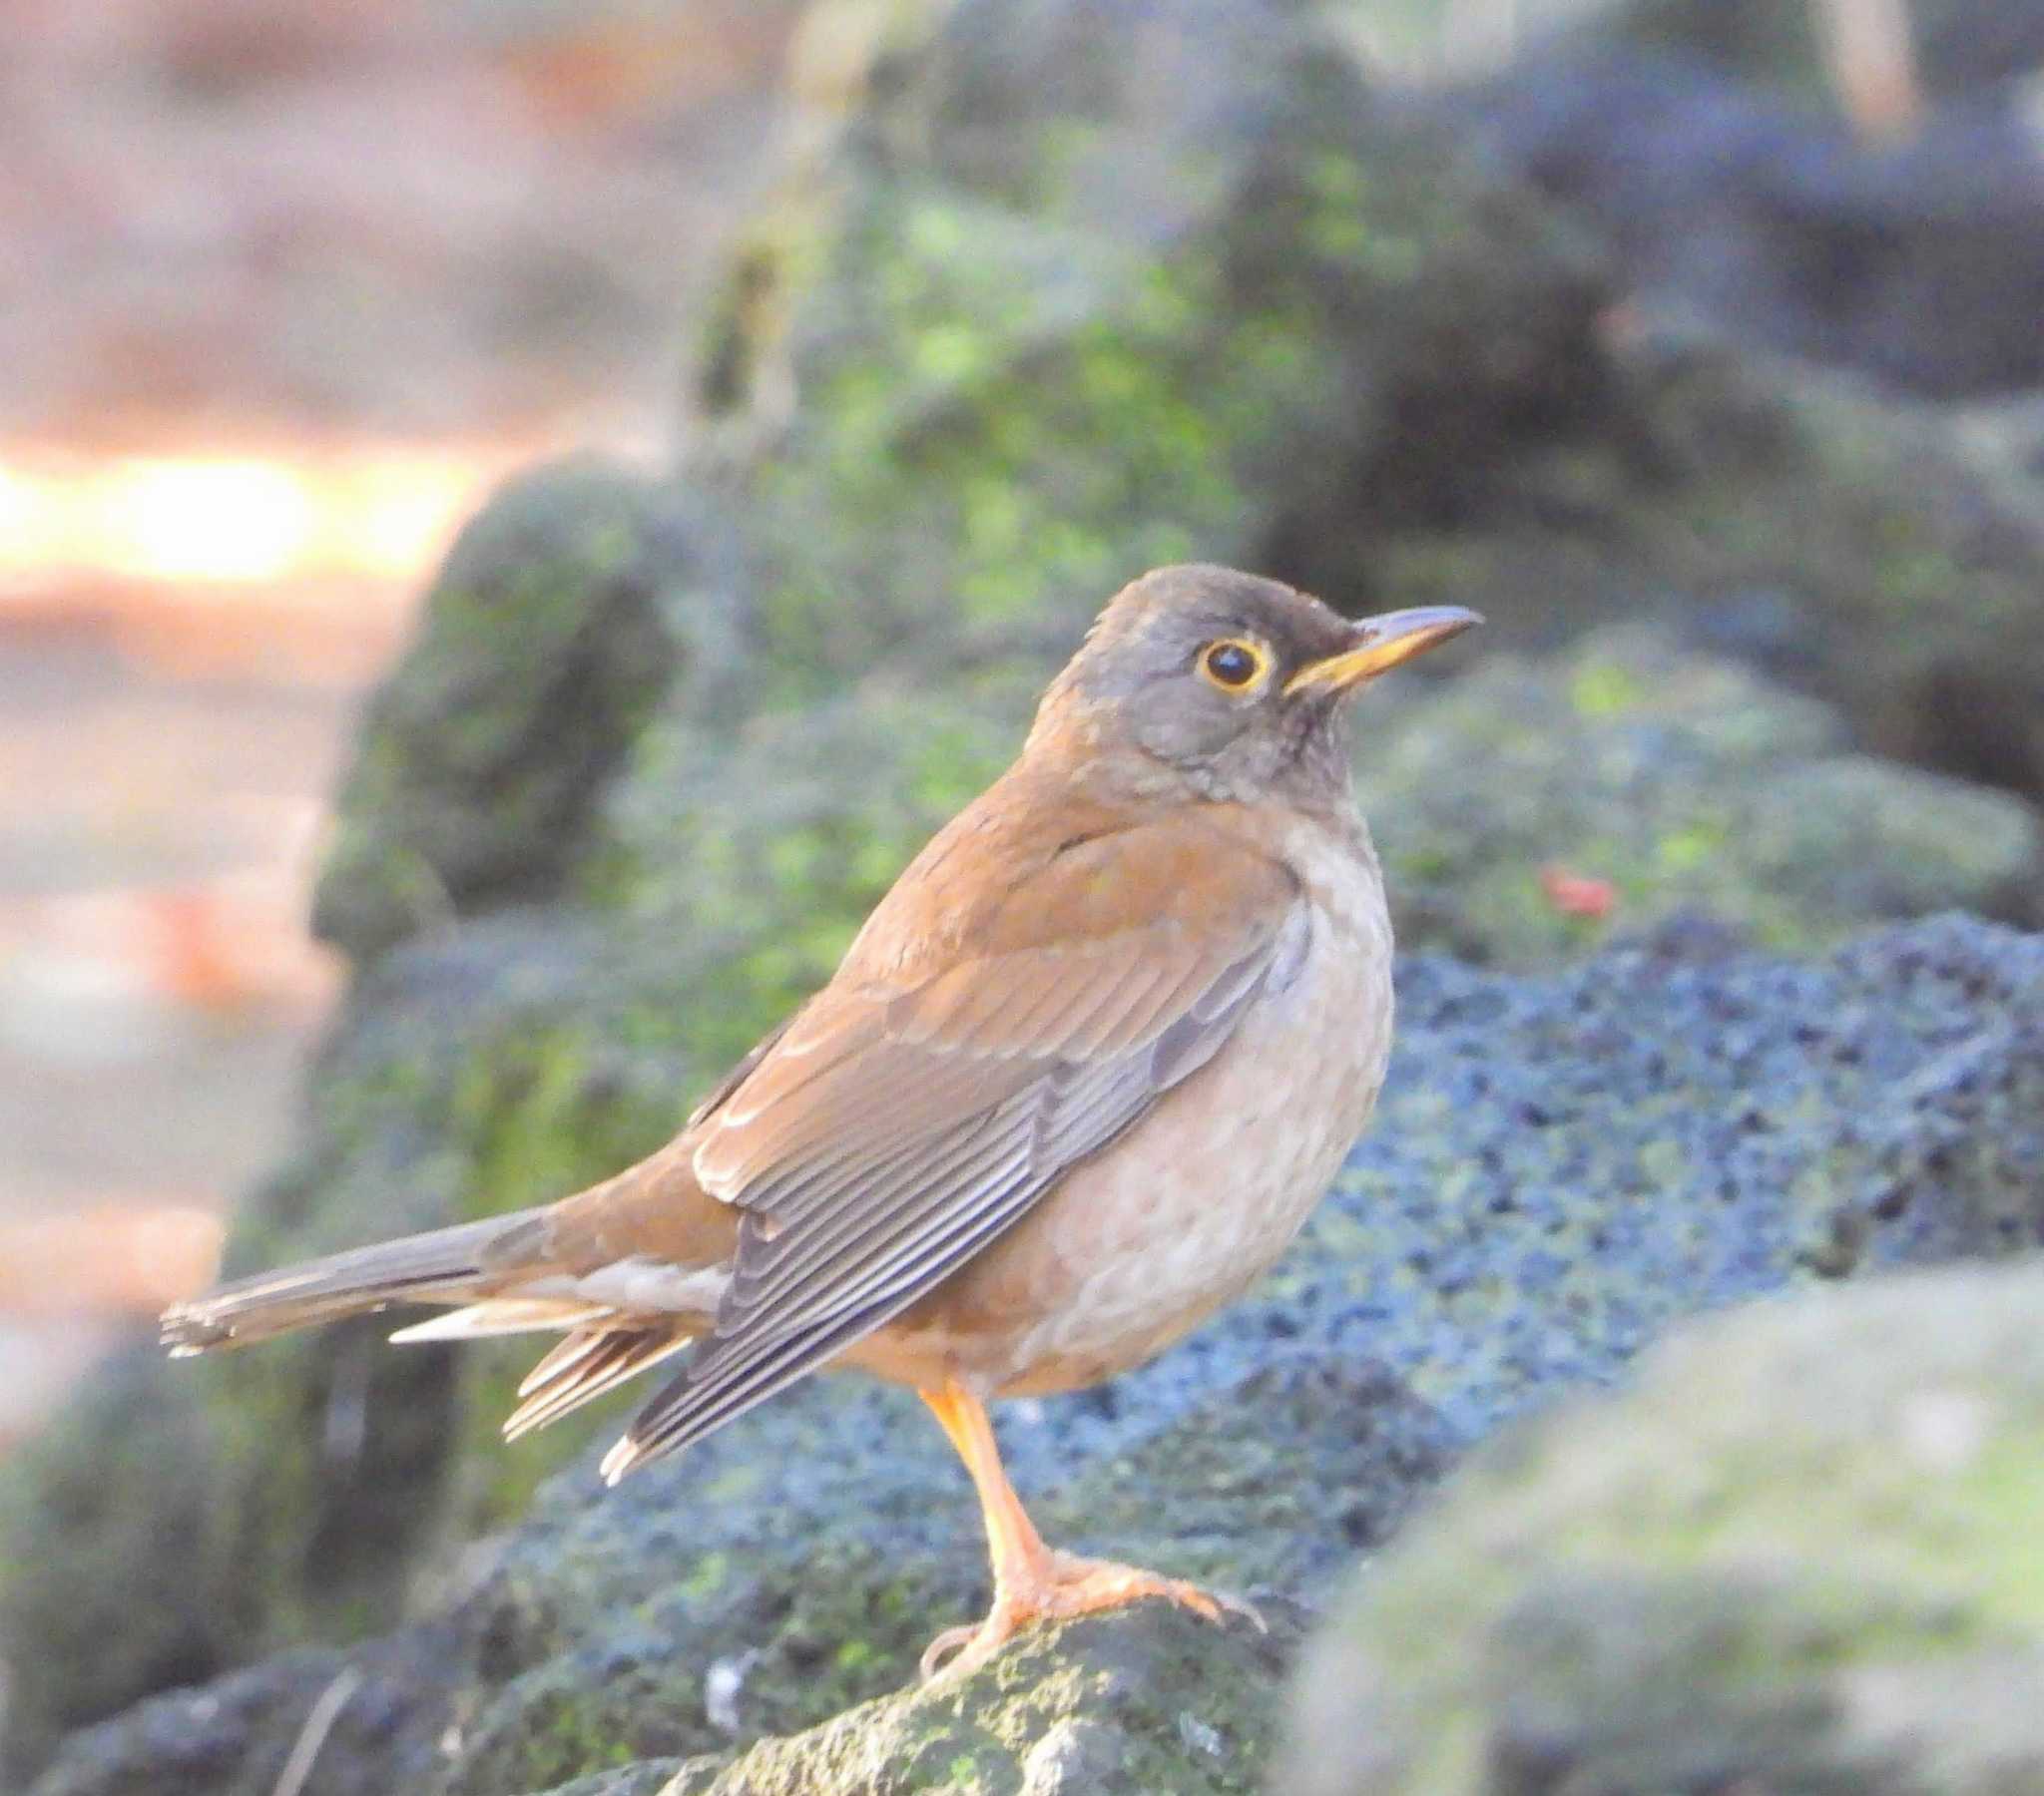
[141,881,341,1015]
[0,1203,223,1318]
[4,874,342,1028]
[1540,866,1617,921]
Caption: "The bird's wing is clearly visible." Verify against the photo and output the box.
[603,823,1306,1475]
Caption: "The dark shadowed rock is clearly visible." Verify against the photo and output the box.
[1327,322,2044,808]
[1281,1261,2044,1795]
[1467,44,2044,396]
[1587,0,2044,100]
[309,455,709,967]
[23,1632,463,1796]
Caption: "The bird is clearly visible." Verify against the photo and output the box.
[164,564,1478,1677]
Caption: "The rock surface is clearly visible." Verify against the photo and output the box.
[1472,41,2044,396]
[10,0,2044,1784]
[1281,1259,2044,1795]
[1341,326,2044,809]
[1362,625,2043,963]
[24,915,2044,1794]
[1583,0,2044,101]
[309,456,696,968]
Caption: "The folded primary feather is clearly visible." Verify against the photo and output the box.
[603,804,1301,1476]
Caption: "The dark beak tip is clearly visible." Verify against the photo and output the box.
[1359,604,1484,648]
[1411,605,1483,636]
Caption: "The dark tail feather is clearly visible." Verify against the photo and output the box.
[162,1209,553,1355]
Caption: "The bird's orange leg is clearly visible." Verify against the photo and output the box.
[916,1379,1260,1679]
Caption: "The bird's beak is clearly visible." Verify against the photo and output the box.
[1283,605,1483,698]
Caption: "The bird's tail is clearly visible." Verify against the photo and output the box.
[161,1207,556,1356]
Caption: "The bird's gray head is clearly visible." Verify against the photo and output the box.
[1029,564,1480,807]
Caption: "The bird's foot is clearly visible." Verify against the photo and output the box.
[919,1550,1263,1680]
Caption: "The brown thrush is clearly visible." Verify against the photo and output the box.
[165,564,1478,1675]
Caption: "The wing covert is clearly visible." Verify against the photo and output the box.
[602,819,1304,1478]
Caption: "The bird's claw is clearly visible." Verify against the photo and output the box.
[918,1621,982,1681]
[919,1554,1262,1682]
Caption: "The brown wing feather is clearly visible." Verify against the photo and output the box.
[602,801,1302,1477]
[503,1325,691,1440]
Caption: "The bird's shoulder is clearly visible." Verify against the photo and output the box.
[836,764,1306,988]
[678,770,1342,1155]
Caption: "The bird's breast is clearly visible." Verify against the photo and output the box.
[888,822,1394,1396]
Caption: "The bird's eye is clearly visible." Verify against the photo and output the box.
[1197,638,1270,692]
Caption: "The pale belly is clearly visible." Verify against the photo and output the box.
[866,869,1394,1396]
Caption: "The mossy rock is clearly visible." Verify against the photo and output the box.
[1280,1260,2044,1794]
[26,917,2044,1795]
[421,1354,1449,1796]
[685,0,1601,683]
[14,0,2044,1779]
[1292,324,2044,805]
[1362,624,2044,963]
[311,455,711,967]
[652,1603,1298,1796]
[0,914,702,1777]
[23,1353,1439,1796]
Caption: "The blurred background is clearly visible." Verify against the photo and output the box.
[6,0,2044,1452]
[0,0,804,1448]
[5,0,2044,1783]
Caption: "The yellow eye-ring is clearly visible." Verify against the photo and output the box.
[1197,637,1271,692]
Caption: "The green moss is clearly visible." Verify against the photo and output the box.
[1282,1266,2044,1794]
[681,1554,730,1602]
[459,1675,662,1796]
[706,68,1558,701]
[1569,658,1645,716]
[1360,626,2041,964]
[309,457,688,966]
[687,1606,1284,1796]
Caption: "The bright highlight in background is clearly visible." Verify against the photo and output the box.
[120,458,317,582]
[0,439,527,590]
